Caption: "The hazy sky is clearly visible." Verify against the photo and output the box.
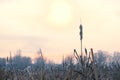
[0,0,120,63]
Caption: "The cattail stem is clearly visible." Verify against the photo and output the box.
[91,48,98,80]
[81,39,82,57]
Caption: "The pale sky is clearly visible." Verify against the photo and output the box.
[0,0,120,63]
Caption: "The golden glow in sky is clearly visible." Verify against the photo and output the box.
[0,0,120,63]
[48,0,73,27]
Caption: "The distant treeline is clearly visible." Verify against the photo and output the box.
[0,50,120,80]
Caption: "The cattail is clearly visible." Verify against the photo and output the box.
[85,48,87,55]
[91,48,98,80]
[79,24,83,57]
[74,49,79,60]
[79,24,83,40]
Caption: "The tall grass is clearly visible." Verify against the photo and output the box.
[0,49,120,80]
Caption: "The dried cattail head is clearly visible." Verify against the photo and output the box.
[85,48,87,55]
[74,49,79,60]
[79,24,83,40]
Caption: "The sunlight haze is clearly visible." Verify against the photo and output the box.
[0,0,120,63]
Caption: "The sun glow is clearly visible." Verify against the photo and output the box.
[47,0,73,27]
